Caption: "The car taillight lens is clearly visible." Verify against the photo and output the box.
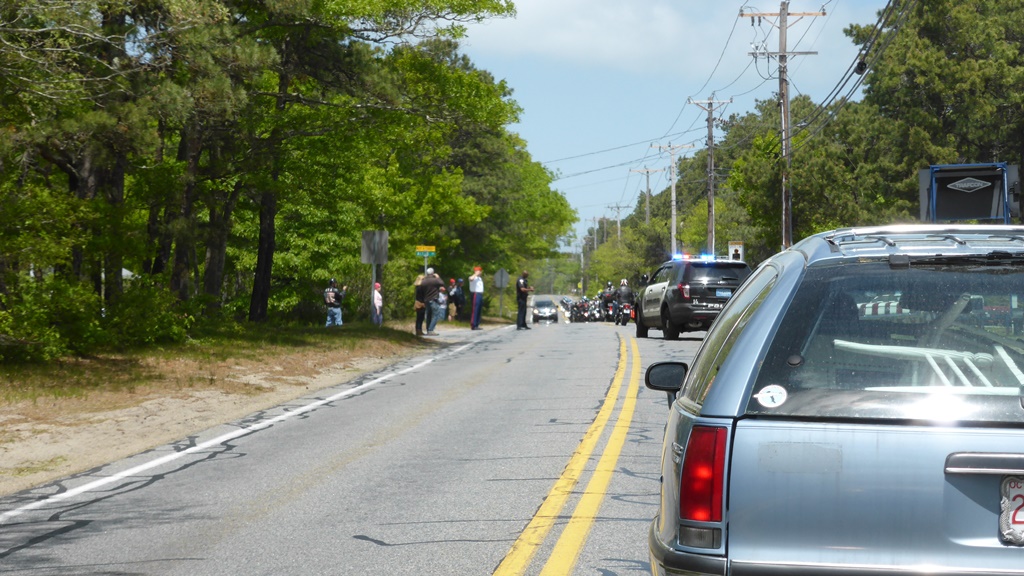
[678,283,690,299]
[680,426,726,523]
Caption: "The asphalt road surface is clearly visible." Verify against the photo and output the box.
[1,311,706,576]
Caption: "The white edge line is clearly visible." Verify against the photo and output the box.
[0,357,436,524]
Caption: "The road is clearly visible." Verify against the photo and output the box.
[1,307,706,575]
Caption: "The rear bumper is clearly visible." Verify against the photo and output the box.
[649,521,725,576]
[651,517,1024,576]
[669,304,719,329]
[728,563,1024,576]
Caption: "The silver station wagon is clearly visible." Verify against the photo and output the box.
[645,225,1024,576]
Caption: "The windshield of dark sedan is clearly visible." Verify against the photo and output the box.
[749,257,1024,423]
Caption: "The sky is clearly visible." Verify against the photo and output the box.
[460,0,890,251]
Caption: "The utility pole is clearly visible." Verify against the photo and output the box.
[609,204,631,240]
[651,142,694,255]
[742,1,823,248]
[591,217,598,251]
[630,166,664,224]
[689,97,732,256]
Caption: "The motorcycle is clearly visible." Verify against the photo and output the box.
[570,300,586,323]
[604,301,615,322]
[615,302,632,326]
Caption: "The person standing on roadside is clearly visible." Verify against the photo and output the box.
[324,278,347,327]
[450,278,466,321]
[446,279,456,320]
[515,270,534,330]
[469,266,484,330]
[437,286,448,322]
[421,268,445,336]
[372,282,383,327]
[414,274,426,336]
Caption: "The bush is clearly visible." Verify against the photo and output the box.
[101,281,190,349]
[0,277,103,363]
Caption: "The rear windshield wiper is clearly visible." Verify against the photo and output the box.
[906,251,1024,266]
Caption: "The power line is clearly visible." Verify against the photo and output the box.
[789,0,899,135]
[791,0,914,151]
[541,125,706,165]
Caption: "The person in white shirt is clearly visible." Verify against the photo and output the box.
[372,282,383,327]
[469,266,484,330]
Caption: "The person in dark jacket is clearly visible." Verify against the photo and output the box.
[614,278,634,320]
[450,278,466,320]
[414,274,426,336]
[515,270,534,330]
[324,278,347,327]
[420,268,445,335]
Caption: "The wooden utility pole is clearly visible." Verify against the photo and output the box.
[689,97,732,256]
[610,202,626,238]
[742,1,823,248]
[630,166,664,224]
[651,142,694,255]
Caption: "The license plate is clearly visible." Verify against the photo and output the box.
[999,476,1024,546]
[716,288,732,298]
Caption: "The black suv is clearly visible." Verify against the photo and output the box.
[635,256,751,339]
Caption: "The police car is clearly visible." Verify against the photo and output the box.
[635,254,751,340]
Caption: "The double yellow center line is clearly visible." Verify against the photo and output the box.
[494,335,642,576]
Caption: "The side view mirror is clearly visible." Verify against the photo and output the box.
[644,361,687,393]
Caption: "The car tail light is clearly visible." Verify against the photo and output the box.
[678,283,691,300]
[680,426,726,523]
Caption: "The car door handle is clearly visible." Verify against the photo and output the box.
[945,452,1024,475]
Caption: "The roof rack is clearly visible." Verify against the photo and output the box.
[823,224,1024,248]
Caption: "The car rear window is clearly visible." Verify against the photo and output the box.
[748,258,1024,424]
[686,262,751,283]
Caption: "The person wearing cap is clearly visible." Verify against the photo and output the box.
[371,282,383,327]
[437,286,448,323]
[323,278,347,327]
[469,266,484,330]
[421,267,445,336]
[449,278,465,321]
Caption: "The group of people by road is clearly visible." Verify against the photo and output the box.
[324,278,383,328]
[323,265,541,336]
[413,266,485,335]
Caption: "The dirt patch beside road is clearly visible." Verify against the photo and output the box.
[0,329,429,497]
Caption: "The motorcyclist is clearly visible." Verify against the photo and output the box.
[614,278,634,321]
[601,282,616,321]
[577,296,591,322]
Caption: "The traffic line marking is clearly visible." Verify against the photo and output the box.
[493,335,638,576]
[539,336,641,575]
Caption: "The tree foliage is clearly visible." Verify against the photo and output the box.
[0,0,578,362]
